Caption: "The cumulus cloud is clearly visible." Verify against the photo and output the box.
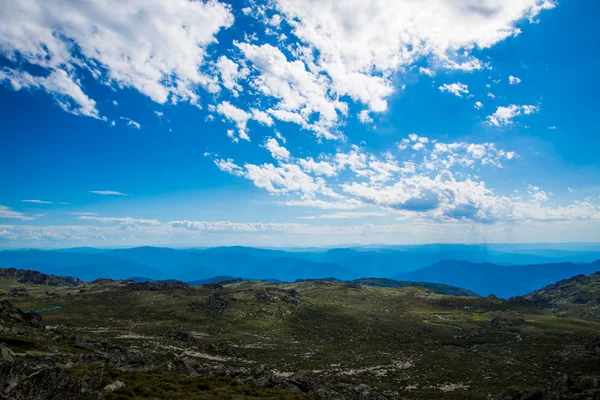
[487,104,540,126]
[216,55,249,96]
[217,101,252,141]
[474,101,484,109]
[0,68,101,118]
[271,0,554,113]
[234,42,347,139]
[264,138,290,161]
[509,75,522,85]
[216,101,275,141]
[357,110,373,124]
[298,158,338,177]
[439,82,469,97]
[214,158,245,176]
[0,0,234,109]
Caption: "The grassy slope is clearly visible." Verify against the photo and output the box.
[525,271,600,322]
[1,278,599,399]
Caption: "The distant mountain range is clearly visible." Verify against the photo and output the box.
[396,259,600,298]
[0,245,599,298]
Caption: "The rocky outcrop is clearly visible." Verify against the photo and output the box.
[121,281,191,292]
[0,268,84,287]
[495,375,600,399]
[0,360,102,400]
[185,292,233,318]
[0,301,44,330]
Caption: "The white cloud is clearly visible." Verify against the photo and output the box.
[299,158,338,177]
[217,101,251,141]
[0,205,34,221]
[474,101,483,109]
[264,138,291,161]
[419,67,435,77]
[21,199,53,205]
[217,101,275,141]
[487,104,540,127]
[214,159,245,176]
[357,110,373,124]
[120,117,141,129]
[279,198,362,210]
[216,55,249,96]
[251,109,274,126]
[89,190,127,196]
[271,0,554,114]
[509,75,522,85]
[78,216,160,227]
[0,68,101,118]
[527,184,550,202]
[299,212,387,219]
[154,111,164,117]
[0,0,234,109]
[68,212,98,216]
[243,162,337,197]
[235,42,347,139]
[439,82,469,97]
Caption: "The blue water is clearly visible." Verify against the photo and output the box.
[23,305,63,313]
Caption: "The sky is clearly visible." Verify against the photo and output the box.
[0,0,599,248]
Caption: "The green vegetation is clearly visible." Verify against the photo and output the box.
[526,271,600,322]
[0,274,599,399]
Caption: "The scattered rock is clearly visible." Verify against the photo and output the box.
[507,296,536,307]
[185,292,233,318]
[0,344,14,363]
[283,289,301,306]
[343,283,362,289]
[496,375,600,399]
[8,288,27,297]
[0,364,102,400]
[104,380,126,392]
[254,289,273,303]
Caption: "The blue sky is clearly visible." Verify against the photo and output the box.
[0,0,599,248]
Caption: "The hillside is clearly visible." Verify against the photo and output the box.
[351,278,480,297]
[0,267,84,286]
[397,259,600,298]
[525,271,600,322]
[0,274,598,399]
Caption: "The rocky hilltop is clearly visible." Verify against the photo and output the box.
[526,271,600,322]
[0,267,84,287]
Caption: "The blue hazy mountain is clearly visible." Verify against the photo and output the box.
[0,245,599,290]
[396,259,600,298]
[0,250,162,281]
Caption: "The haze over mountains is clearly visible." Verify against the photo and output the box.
[1,244,599,298]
